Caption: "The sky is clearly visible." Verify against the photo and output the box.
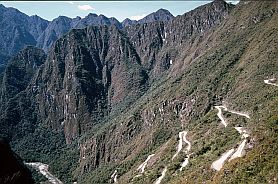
[0,1,238,22]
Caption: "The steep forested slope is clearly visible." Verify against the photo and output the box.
[0,1,277,184]
[73,1,277,183]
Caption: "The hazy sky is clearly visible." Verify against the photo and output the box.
[0,1,238,21]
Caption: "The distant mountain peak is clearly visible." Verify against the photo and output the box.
[122,18,137,27]
[156,8,172,14]
[87,13,98,17]
[137,8,174,24]
[56,15,71,20]
[122,8,174,27]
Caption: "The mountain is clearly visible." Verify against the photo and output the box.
[0,46,45,107]
[0,0,277,184]
[138,8,174,24]
[0,4,175,58]
[36,16,72,52]
[0,138,34,184]
[37,14,123,51]
[27,15,49,41]
[32,25,148,144]
[0,4,37,56]
[36,9,174,51]
[122,18,137,27]
[122,8,174,27]
[125,0,234,80]
[74,13,122,29]
[0,4,48,84]
[0,46,46,140]
[0,0,232,144]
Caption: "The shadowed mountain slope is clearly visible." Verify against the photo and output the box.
[0,138,34,184]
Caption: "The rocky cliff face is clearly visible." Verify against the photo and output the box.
[27,15,49,41]
[37,14,124,52]
[0,0,236,179]
[37,11,173,52]
[0,46,46,106]
[0,3,176,73]
[0,1,277,184]
[30,25,148,143]
[125,0,234,79]
[0,47,46,141]
[0,3,177,58]
[30,0,233,144]
[74,1,278,183]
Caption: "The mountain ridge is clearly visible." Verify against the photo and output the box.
[0,3,177,56]
[122,8,174,27]
[0,0,277,184]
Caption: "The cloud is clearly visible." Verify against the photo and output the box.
[130,14,147,21]
[68,2,74,5]
[78,5,94,11]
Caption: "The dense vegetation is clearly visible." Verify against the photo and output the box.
[0,1,277,184]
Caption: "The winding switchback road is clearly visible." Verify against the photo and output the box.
[172,131,192,171]
[172,131,190,160]
[111,170,118,183]
[215,105,250,127]
[215,106,228,127]
[212,105,251,171]
[137,154,155,174]
[154,167,167,184]
[264,78,278,87]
